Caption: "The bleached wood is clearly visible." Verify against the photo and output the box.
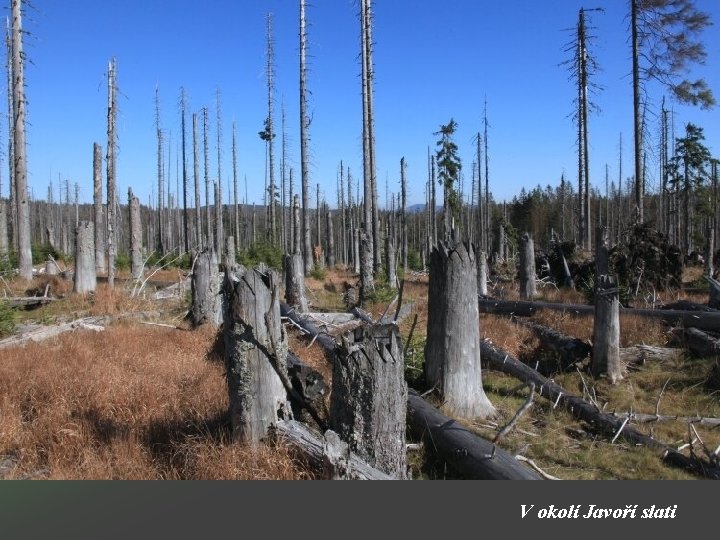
[73,221,96,294]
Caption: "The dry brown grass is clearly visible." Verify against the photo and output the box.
[0,324,311,480]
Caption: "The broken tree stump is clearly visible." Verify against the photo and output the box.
[425,241,496,420]
[519,232,537,300]
[73,221,96,294]
[592,275,623,384]
[128,188,143,280]
[330,324,408,479]
[189,249,222,327]
[223,266,292,443]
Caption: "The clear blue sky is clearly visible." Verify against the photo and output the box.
[8,0,720,210]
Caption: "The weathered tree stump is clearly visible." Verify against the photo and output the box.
[223,267,291,443]
[73,221,96,294]
[518,232,537,300]
[425,241,496,419]
[330,324,408,479]
[128,188,143,280]
[189,249,222,327]
[477,250,488,296]
[284,253,308,313]
[45,257,60,276]
[592,275,623,383]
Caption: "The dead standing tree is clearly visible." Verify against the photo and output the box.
[93,142,106,274]
[424,242,496,419]
[106,58,118,289]
[592,274,623,383]
[518,232,537,300]
[223,267,291,443]
[330,324,408,479]
[284,195,308,313]
[189,249,222,327]
[299,0,313,274]
[128,188,143,280]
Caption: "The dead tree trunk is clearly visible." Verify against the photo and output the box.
[223,267,291,443]
[326,209,335,268]
[592,275,623,383]
[189,249,222,327]
[93,143,106,275]
[385,235,397,289]
[595,225,609,277]
[514,318,591,374]
[224,235,236,271]
[682,327,720,358]
[518,232,536,300]
[330,324,407,479]
[284,253,308,314]
[424,241,496,419]
[0,200,7,255]
[106,58,117,289]
[406,390,541,480]
[359,230,374,304]
[128,188,143,280]
[477,250,488,296]
[73,221,96,294]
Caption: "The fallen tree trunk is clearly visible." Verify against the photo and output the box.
[3,297,54,309]
[619,345,683,367]
[478,298,720,333]
[609,411,720,428]
[479,340,720,479]
[513,318,590,373]
[270,420,392,480]
[0,316,107,349]
[681,327,720,358]
[707,276,720,310]
[281,302,338,352]
[406,390,542,480]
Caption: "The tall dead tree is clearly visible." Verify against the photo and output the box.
[400,157,408,270]
[424,242,496,419]
[73,221,96,294]
[155,86,165,255]
[106,57,118,288]
[215,89,224,256]
[331,324,407,478]
[360,0,376,281]
[232,122,240,254]
[326,208,335,267]
[299,0,313,273]
[285,196,308,313]
[93,142,106,274]
[193,112,202,251]
[223,267,291,443]
[181,87,190,254]
[260,17,277,245]
[10,0,32,280]
[202,107,213,251]
[363,0,380,273]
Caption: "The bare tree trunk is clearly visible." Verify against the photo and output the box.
[592,275,623,384]
[224,235,235,271]
[595,225,609,277]
[385,235,397,289]
[189,248,222,327]
[181,88,189,254]
[353,227,360,274]
[477,250,488,296]
[299,0,313,274]
[400,157,408,270]
[106,58,117,288]
[214,181,223,258]
[631,0,644,223]
[0,199,7,255]
[223,266,291,443]
[93,143,106,274]
[359,230,373,303]
[326,208,335,268]
[203,108,213,251]
[232,122,240,254]
[284,254,308,314]
[10,0,32,280]
[190,113,201,251]
[424,242,496,419]
[519,232,537,300]
[330,324,407,479]
[360,0,376,280]
[128,188,143,280]
[73,221,96,294]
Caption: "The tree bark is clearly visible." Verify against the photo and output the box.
[73,221,96,294]
[189,249,222,327]
[330,324,408,479]
[518,232,537,300]
[128,188,143,280]
[592,275,623,383]
[477,250,488,296]
[284,253,308,313]
[224,235,236,271]
[425,242,496,419]
[359,230,374,304]
[407,390,542,480]
[223,266,291,443]
[93,143,106,274]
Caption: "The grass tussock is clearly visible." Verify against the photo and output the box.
[0,324,310,480]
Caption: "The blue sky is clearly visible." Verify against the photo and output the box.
[9,0,720,209]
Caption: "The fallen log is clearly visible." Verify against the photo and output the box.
[2,296,55,309]
[609,411,720,428]
[478,298,720,333]
[270,420,392,480]
[619,345,683,367]
[0,316,107,349]
[479,340,720,480]
[281,302,339,352]
[406,390,542,480]
[708,276,720,310]
[681,327,720,358]
[513,318,590,373]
